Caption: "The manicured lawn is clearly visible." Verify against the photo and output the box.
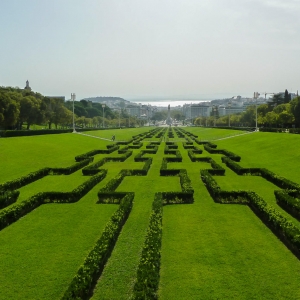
[1,127,300,299]
[0,185,117,300]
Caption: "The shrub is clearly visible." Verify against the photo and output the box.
[132,193,162,300]
[0,168,50,191]
[62,193,134,300]
[0,190,20,209]
[275,190,300,221]
[0,171,107,231]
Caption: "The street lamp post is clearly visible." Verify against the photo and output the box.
[71,93,76,133]
[228,101,232,127]
[213,105,216,127]
[102,104,105,129]
[254,92,259,131]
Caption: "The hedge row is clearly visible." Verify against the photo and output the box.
[75,145,120,161]
[132,192,162,299]
[0,128,105,138]
[201,170,300,257]
[247,191,300,258]
[222,157,300,190]
[49,158,93,175]
[222,157,260,175]
[204,144,241,162]
[97,158,153,203]
[194,139,208,145]
[0,168,50,192]
[200,170,248,204]
[62,192,134,300]
[0,156,91,190]
[0,190,20,209]
[163,150,182,162]
[275,190,300,221]
[260,168,300,190]
[0,171,107,231]
[129,142,143,149]
[116,139,133,145]
[82,151,132,175]
[134,148,158,162]
[133,167,195,297]
[187,153,224,174]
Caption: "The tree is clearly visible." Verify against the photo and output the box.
[240,106,256,127]
[290,96,300,127]
[264,111,278,127]
[0,91,20,129]
[19,96,43,129]
[278,111,294,127]
[269,93,284,108]
[284,89,290,104]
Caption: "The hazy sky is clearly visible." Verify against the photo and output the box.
[1,0,299,101]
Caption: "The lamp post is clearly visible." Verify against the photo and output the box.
[71,93,76,133]
[102,104,105,129]
[228,101,232,127]
[254,92,259,131]
[213,105,216,127]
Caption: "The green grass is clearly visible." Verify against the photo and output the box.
[1,128,300,299]
[0,184,117,299]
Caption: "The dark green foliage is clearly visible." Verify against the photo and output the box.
[82,151,132,175]
[247,191,300,256]
[201,169,300,256]
[0,190,20,209]
[275,190,300,221]
[62,193,134,300]
[132,193,162,300]
[0,172,107,231]
[98,171,125,194]
[116,139,133,145]
[0,168,50,191]
[260,168,300,190]
[0,128,101,138]
[75,145,119,162]
[50,158,93,175]
[222,157,260,175]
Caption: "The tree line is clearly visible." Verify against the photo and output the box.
[194,93,300,128]
[0,87,142,130]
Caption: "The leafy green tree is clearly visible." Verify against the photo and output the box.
[0,91,20,129]
[19,96,43,129]
[269,93,284,108]
[290,96,300,127]
[264,111,278,127]
[278,111,294,127]
[284,89,290,104]
[240,106,256,126]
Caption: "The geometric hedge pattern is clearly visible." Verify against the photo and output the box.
[1,127,300,298]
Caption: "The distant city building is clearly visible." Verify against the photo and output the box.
[183,103,211,119]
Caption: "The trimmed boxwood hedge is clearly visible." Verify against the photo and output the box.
[132,192,162,300]
[62,192,134,300]
[0,168,50,192]
[275,190,300,221]
[0,171,107,231]
[75,145,120,162]
[200,169,300,257]
[0,190,20,209]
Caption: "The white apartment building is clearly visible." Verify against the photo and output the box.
[183,103,211,119]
